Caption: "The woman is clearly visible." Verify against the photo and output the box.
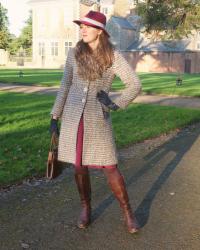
[50,10,142,234]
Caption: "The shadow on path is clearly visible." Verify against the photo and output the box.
[92,126,200,227]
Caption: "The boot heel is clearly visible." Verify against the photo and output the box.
[123,208,139,234]
[77,204,91,229]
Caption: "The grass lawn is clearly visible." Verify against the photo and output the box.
[1,91,200,186]
[140,73,200,97]
[0,69,200,97]
[113,73,200,96]
[0,69,62,86]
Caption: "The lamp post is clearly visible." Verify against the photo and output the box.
[176,74,183,86]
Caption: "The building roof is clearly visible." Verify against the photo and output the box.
[127,15,141,30]
[110,16,136,30]
[28,0,61,4]
[127,39,191,52]
[100,0,114,4]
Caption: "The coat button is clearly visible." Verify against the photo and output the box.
[82,98,86,103]
[83,87,88,92]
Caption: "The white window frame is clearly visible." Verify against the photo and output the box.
[65,41,73,56]
[102,7,108,15]
[51,42,58,56]
[39,42,45,56]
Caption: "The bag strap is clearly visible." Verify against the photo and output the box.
[49,132,59,152]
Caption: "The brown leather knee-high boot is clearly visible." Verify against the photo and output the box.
[74,167,91,229]
[103,167,139,234]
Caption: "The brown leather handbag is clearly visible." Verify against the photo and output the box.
[46,132,62,179]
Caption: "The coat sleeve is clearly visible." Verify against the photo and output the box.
[50,48,73,118]
[111,50,142,109]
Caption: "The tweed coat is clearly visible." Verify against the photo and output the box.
[51,48,141,166]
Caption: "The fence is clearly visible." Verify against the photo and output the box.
[9,55,32,66]
[0,49,8,65]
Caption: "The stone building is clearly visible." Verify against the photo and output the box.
[27,0,200,72]
[106,16,138,50]
[27,0,141,68]
[28,0,97,68]
[100,0,114,20]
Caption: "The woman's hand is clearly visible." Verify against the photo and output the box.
[50,119,59,136]
[97,90,119,111]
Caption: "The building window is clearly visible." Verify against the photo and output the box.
[197,43,200,50]
[65,41,73,56]
[51,42,58,56]
[39,42,45,56]
[102,7,108,15]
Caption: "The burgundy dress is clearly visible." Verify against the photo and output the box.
[75,114,116,170]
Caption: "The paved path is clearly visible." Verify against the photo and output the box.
[1,83,200,249]
[1,83,200,109]
[1,124,200,249]
[0,83,59,95]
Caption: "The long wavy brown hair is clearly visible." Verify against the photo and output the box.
[75,31,114,81]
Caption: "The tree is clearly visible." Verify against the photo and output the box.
[0,3,10,49]
[136,0,200,40]
[8,11,32,56]
[0,3,8,29]
[7,34,20,55]
[17,12,32,56]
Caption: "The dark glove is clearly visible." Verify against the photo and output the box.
[97,90,119,111]
[50,119,59,136]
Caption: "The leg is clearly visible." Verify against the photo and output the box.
[103,167,139,233]
[74,115,91,228]
[74,166,91,229]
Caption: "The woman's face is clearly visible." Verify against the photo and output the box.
[80,24,102,44]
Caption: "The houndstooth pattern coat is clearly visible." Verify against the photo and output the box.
[51,48,141,166]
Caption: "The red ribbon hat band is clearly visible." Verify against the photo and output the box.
[73,10,110,37]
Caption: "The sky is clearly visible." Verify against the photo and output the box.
[0,0,31,37]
